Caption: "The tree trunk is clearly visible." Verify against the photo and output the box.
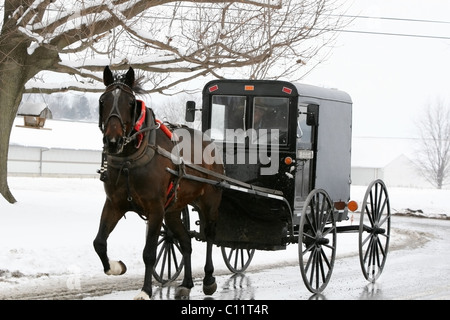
[0,25,59,203]
[0,64,30,204]
[0,74,24,203]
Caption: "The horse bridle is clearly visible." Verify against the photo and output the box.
[98,82,137,136]
[99,82,159,156]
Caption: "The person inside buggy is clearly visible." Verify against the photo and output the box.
[208,95,289,145]
[252,97,288,145]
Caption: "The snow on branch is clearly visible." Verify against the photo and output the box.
[11,0,348,94]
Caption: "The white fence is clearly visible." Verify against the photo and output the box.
[8,145,102,177]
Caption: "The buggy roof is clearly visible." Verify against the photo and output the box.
[203,79,352,105]
[292,83,352,105]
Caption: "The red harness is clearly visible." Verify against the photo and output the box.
[156,119,173,139]
[134,100,147,148]
[134,101,173,146]
[156,121,178,208]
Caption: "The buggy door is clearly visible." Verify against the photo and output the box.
[294,103,318,210]
[201,80,298,250]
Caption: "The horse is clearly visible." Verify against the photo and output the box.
[93,65,224,300]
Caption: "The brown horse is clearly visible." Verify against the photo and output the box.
[93,66,223,300]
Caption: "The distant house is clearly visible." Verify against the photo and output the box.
[351,137,434,188]
[17,102,53,129]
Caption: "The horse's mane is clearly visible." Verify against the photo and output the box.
[114,70,147,95]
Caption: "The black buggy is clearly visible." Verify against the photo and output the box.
[154,79,391,294]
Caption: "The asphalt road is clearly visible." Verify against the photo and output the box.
[90,215,450,301]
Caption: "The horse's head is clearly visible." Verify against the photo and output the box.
[99,66,138,154]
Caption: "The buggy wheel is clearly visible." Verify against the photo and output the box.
[153,207,190,284]
[298,189,337,294]
[359,179,391,282]
[221,247,255,273]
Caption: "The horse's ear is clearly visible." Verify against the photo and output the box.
[124,67,135,88]
[103,66,114,86]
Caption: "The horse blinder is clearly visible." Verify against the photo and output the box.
[99,86,137,154]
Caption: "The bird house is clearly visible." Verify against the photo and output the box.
[17,102,53,129]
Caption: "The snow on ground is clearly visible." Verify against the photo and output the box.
[0,177,449,297]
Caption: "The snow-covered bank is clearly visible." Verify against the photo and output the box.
[350,185,450,220]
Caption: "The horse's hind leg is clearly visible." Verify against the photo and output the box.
[93,201,127,276]
[164,210,194,299]
[198,196,220,296]
[203,239,217,295]
[134,205,164,300]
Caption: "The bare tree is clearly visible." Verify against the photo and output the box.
[154,93,202,129]
[0,0,347,203]
[415,99,450,189]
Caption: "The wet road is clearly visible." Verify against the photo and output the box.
[92,215,450,300]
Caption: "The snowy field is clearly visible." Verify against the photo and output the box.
[0,176,449,298]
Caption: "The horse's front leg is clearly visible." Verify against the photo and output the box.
[134,205,164,300]
[93,200,127,276]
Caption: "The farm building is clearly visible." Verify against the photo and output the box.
[351,136,432,188]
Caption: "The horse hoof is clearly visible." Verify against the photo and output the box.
[175,286,191,300]
[203,281,217,295]
[134,291,151,300]
[106,260,127,275]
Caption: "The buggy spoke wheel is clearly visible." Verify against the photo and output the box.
[359,179,391,283]
[153,207,190,284]
[299,189,336,294]
[221,247,255,273]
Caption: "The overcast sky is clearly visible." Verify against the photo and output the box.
[302,0,450,138]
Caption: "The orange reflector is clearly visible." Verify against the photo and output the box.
[348,200,358,212]
[284,157,293,165]
[245,85,254,91]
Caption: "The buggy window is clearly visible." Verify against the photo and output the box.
[252,97,289,145]
[210,95,246,142]
[297,104,312,148]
